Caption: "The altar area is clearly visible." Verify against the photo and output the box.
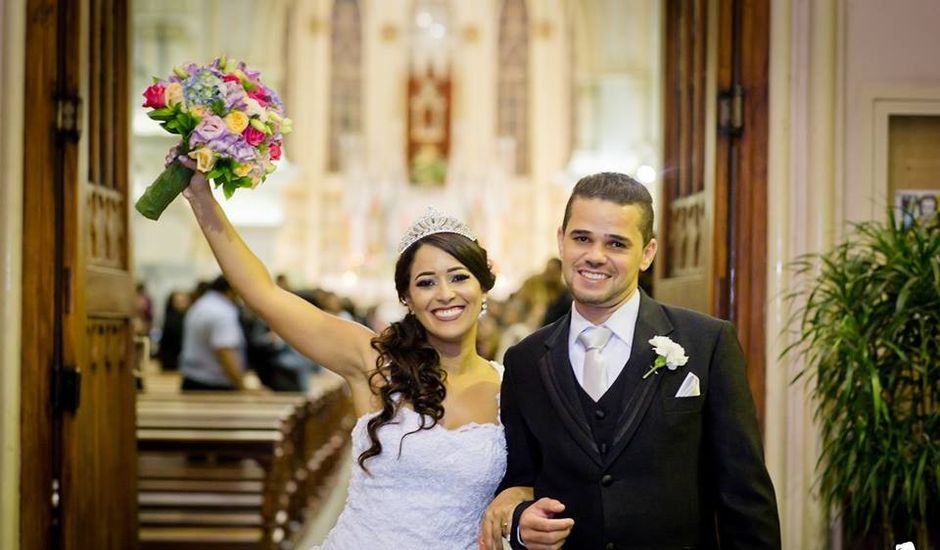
[131,0,663,312]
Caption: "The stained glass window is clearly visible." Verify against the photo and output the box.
[408,0,452,186]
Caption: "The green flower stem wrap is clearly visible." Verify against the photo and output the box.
[134,159,194,220]
[642,355,667,379]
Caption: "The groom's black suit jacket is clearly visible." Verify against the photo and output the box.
[499,292,780,549]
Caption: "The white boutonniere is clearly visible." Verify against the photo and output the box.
[642,336,689,379]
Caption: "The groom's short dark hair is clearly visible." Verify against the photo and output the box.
[562,172,655,244]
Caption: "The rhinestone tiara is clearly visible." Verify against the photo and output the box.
[397,206,477,255]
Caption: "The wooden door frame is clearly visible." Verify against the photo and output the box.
[659,0,770,429]
[713,0,769,429]
[20,0,82,547]
[21,0,61,546]
[1,0,27,547]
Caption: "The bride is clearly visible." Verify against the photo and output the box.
[180,160,530,549]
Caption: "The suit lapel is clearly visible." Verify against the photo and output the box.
[537,315,603,466]
[605,292,674,466]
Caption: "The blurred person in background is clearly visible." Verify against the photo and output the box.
[157,290,191,371]
[179,275,246,391]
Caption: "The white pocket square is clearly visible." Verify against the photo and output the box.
[675,372,701,398]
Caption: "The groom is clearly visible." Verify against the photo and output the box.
[497,173,780,549]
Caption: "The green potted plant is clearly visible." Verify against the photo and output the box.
[784,210,939,549]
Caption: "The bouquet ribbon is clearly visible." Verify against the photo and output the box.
[134,159,194,220]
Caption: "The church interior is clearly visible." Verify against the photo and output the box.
[1,0,938,548]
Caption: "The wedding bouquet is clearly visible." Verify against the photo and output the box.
[135,56,292,220]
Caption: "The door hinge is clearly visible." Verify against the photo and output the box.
[718,84,744,136]
[55,95,83,141]
[52,366,82,414]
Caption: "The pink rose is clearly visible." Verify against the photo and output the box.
[247,88,268,108]
[269,142,282,160]
[243,126,265,147]
[222,74,241,84]
[142,83,167,109]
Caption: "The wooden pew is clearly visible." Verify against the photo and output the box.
[137,377,351,550]
[138,396,295,550]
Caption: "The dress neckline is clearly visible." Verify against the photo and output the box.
[355,360,503,433]
[353,406,503,434]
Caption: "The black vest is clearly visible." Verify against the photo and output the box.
[575,361,632,456]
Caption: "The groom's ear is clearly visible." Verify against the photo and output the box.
[556,226,565,255]
[640,238,658,271]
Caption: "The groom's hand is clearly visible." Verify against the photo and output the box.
[519,498,574,550]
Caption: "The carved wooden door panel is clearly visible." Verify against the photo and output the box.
[20,0,136,548]
[655,0,769,426]
[60,0,138,548]
[657,0,711,310]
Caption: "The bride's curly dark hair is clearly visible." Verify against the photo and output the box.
[358,232,496,470]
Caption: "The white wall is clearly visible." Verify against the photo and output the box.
[0,0,25,547]
[842,0,940,222]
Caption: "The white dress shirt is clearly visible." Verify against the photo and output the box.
[567,290,641,396]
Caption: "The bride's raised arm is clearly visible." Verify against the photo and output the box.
[182,158,376,381]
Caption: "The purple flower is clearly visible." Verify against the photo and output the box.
[193,132,258,164]
[237,62,261,81]
[220,81,247,111]
[266,88,285,111]
[193,115,227,141]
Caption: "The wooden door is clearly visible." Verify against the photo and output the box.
[21,0,137,548]
[655,0,769,427]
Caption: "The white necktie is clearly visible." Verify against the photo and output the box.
[578,326,613,401]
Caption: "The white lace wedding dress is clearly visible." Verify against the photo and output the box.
[312,363,507,550]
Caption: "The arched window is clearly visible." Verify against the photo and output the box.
[497,0,529,175]
[328,0,363,172]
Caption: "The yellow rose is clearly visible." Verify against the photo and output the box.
[188,148,216,173]
[234,163,252,178]
[189,106,208,120]
[224,111,249,134]
[164,82,184,107]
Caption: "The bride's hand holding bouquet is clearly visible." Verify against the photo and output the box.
[135,56,292,220]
